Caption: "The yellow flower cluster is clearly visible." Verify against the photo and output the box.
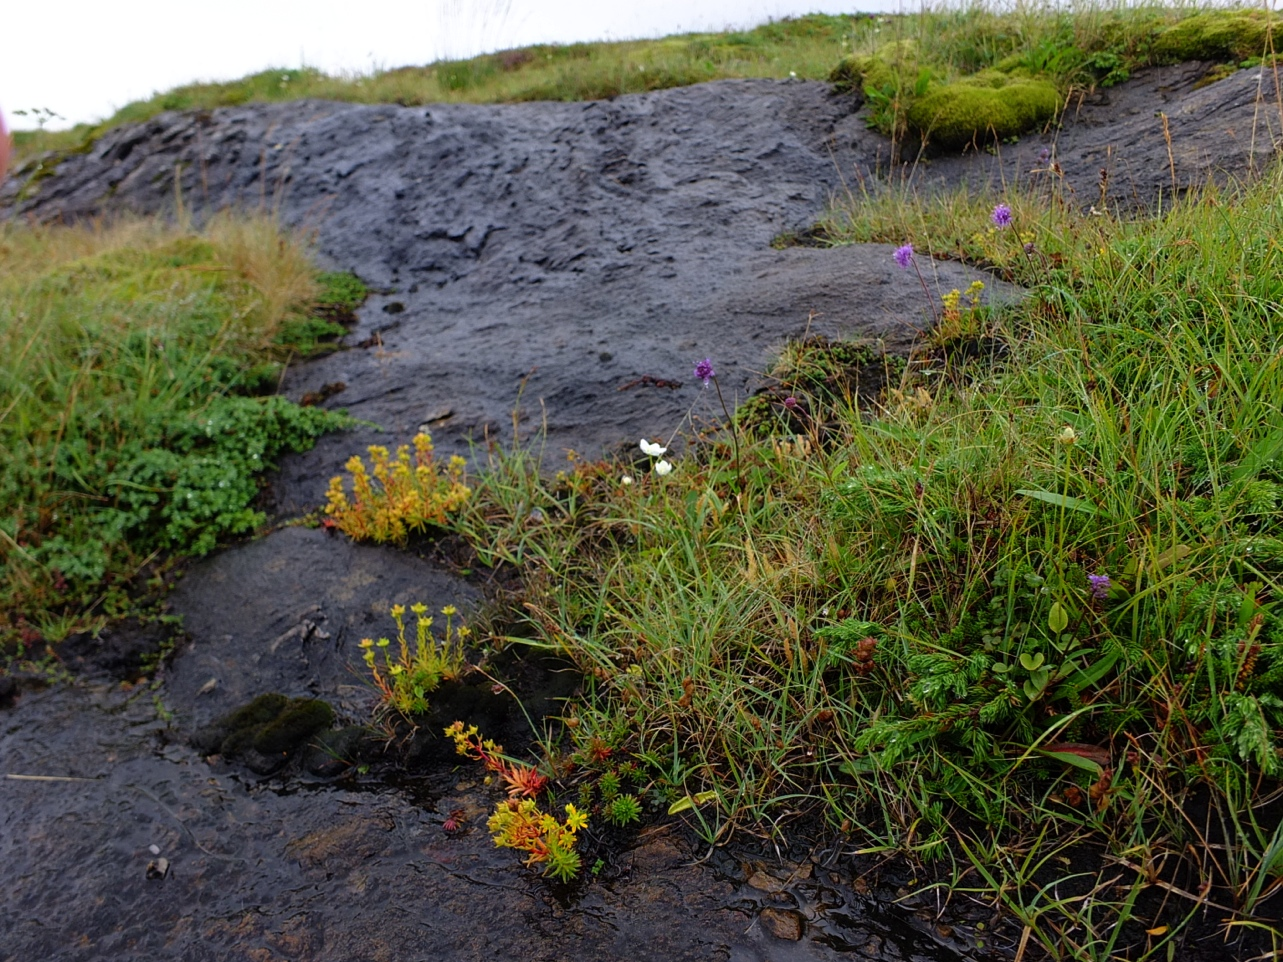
[360,603,470,716]
[324,432,470,544]
[935,279,987,343]
[487,798,589,882]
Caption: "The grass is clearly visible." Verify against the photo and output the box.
[0,214,354,649]
[438,156,1283,956]
[13,3,1276,166]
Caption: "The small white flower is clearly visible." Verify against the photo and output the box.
[1057,425,1078,445]
[654,459,673,476]
[640,438,667,457]
[789,71,797,78]
[621,475,634,485]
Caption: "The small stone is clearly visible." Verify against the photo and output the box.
[145,857,169,880]
[148,844,160,856]
[747,870,785,893]
[759,907,803,941]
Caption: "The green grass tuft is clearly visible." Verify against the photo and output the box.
[452,161,1283,954]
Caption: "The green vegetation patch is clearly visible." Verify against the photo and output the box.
[1151,10,1275,63]
[0,215,352,646]
[906,74,1060,149]
[450,164,1283,953]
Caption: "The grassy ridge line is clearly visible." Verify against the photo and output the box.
[0,215,357,646]
[446,164,1283,956]
[11,5,1270,166]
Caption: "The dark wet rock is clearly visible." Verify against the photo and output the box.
[1,685,787,962]
[2,80,1020,517]
[163,525,482,727]
[7,71,1271,515]
[59,616,179,682]
[299,724,373,777]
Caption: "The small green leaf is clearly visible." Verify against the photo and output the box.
[667,790,718,815]
[1036,749,1104,775]
[992,662,1010,674]
[1016,488,1110,518]
[1048,602,1069,634]
[1020,652,1046,671]
[1152,544,1192,571]
[1023,679,1042,701]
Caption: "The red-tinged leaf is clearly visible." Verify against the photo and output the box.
[1044,742,1112,767]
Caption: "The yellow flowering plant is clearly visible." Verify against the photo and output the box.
[360,604,470,716]
[325,432,470,544]
[445,721,586,881]
[487,799,589,882]
[933,279,988,344]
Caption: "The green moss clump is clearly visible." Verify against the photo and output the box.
[906,76,1060,150]
[1152,12,1274,65]
[253,698,335,754]
[316,271,368,313]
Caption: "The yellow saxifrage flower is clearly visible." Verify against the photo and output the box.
[323,432,471,545]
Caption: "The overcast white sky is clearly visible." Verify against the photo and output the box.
[2,0,906,130]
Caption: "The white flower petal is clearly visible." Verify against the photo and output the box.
[621,475,633,485]
[654,459,673,476]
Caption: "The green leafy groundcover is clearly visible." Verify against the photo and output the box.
[0,218,353,642]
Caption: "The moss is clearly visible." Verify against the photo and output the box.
[828,54,864,93]
[253,698,335,754]
[1152,12,1275,65]
[906,76,1060,150]
[316,271,368,313]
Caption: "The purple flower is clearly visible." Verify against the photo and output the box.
[1088,573,1111,601]
[893,243,914,270]
[783,396,798,410]
[694,358,715,386]
[1037,146,1050,165]
[991,204,1013,229]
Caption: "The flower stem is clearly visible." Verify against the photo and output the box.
[711,375,742,491]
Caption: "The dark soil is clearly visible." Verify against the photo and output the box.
[4,65,1283,960]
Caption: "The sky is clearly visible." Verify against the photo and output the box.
[1,0,905,131]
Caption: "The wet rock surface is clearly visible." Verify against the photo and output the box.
[7,69,1276,512]
[4,68,1283,960]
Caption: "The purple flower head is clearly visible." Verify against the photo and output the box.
[783,396,799,410]
[1088,573,1111,601]
[893,243,914,270]
[694,358,715,386]
[1023,242,1036,254]
[1037,146,1051,165]
[991,204,1013,229]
